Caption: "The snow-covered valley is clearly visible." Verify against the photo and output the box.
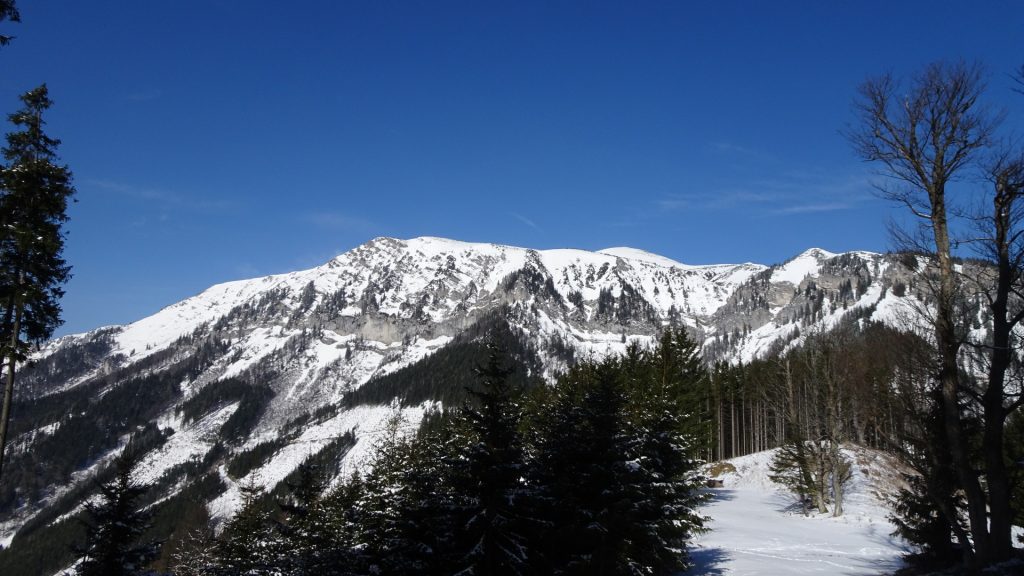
[694,448,910,575]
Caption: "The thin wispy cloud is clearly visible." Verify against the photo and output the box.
[712,141,751,154]
[655,197,689,212]
[767,202,852,215]
[305,211,375,232]
[656,190,782,213]
[124,88,163,102]
[654,169,874,218]
[709,141,777,163]
[89,179,235,212]
[510,212,541,231]
[233,262,260,278]
[292,247,354,270]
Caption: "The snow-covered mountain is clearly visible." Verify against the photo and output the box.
[0,236,921,550]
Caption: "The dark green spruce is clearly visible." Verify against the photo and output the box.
[0,84,75,484]
[76,445,160,576]
[0,0,18,46]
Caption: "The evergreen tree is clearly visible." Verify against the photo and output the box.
[889,392,970,568]
[0,84,76,483]
[178,336,710,576]
[578,362,634,576]
[210,481,280,575]
[526,369,588,574]
[530,337,708,575]
[531,361,635,575]
[890,472,966,569]
[354,345,540,576]
[355,409,447,574]
[278,460,375,576]
[396,426,468,574]
[303,472,371,575]
[76,446,160,576]
[622,331,709,573]
[167,528,218,576]
[449,340,535,576]
[276,461,328,575]
[0,0,18,46]
[621,402,707,574]
[637,330,712,460]
[768,440,820,514]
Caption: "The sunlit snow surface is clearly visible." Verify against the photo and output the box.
[770,247,836,286]
[42,236,769,368]
[692,447,910,575]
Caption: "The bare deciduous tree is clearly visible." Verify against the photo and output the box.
[965,150,1024,562]
[849,60,1021,566]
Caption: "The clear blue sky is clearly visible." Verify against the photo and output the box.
[3,2,1024,336]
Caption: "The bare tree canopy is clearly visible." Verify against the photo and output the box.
[849,61,998,220]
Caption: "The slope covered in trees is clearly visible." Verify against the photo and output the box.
[160,330,709,576]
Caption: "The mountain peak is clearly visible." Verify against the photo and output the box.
[770,247,839,286]
[797,247,838,260]
[596,247,687,268]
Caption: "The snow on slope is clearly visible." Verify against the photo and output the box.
[693,447,910,575]
[1,435,134,548]
[771,247,836,286]
[207,403,431,524]
[44,239,887,381]
[597,246,689,268]
[41,236,770,395]
[125,237,758,340]
[134,403,240,485]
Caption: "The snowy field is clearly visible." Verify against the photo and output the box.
[691,447,911,575]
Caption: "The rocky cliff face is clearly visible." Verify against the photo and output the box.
[0,236,922,546]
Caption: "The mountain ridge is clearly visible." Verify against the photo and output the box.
[3,235,911,556]
[40,235,774,366]
[51,237,871,351]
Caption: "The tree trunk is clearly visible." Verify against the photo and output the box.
[813,445,829,514]
[980,184,1016,563]
[852,407,866,446]
[0,296,22,483]
[931,195,991,564]
[830,443,844,517]
[717,381,723,461]
[731,387,736,459]
[784,359,823,514]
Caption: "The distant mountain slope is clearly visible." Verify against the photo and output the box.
[0,236,927,571]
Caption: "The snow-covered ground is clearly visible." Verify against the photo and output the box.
[692,447,911,575]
